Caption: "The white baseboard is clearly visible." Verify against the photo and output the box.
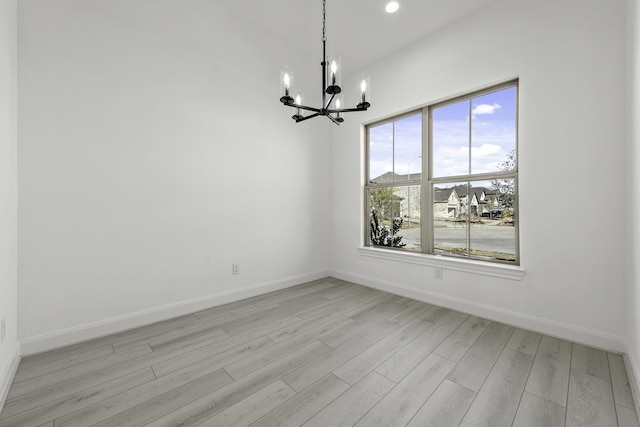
[331,269,626,353]
[0,343,20,416]
[624,350,640,423]
[20,270,330,356]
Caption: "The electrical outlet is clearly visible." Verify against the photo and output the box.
[434,267,443,280]
[1,317,5,342]
[232,264,240,275]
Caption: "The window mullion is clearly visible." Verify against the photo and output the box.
[424,107,433,254]
[466,101,472,258]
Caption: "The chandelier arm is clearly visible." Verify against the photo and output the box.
[294,112,321,123]
[328,106,368,113]
[326,114,341,125]
[324,92,336,110]
[287,104,323,113]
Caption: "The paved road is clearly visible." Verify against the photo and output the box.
[398,221,516,255]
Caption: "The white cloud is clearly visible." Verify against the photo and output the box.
[471,143,503,158]
[472,103,502,117]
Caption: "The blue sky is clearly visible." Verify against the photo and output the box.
[369,85,517,181]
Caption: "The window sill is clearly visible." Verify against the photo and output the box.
[357,247,526,281]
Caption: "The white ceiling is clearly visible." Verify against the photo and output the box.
[219,0,500,76]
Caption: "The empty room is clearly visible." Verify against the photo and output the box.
[1,0,640,425]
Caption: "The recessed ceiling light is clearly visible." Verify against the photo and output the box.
[385,1,400,13]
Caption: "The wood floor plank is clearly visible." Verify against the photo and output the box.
[608,353,636,410]
[339,295,398,321]
[225,316,353,380]
[506,328,542,356]
[320,298,403,348]
[282,321,400,392]
[148,326,229,351]
[193,301,265,324]
[512,392,566,427]
[333,317,433,385]
[12,345,114,384]
[616,404,640,427]
[374,310,468,383]
[92,369,234,427]
[250,374,350,427]
[406,379,476,427]
[7,331,250,418]
[266,314,352,344]
[386,301,432,325]
[446,321,514,392]
[459,348,534,427]
[272,286,344,314]
[223,307,301,337]
[241,282,334,309]
[0,368,155,427]
[301,372,395,427]
[195,380,296,427]
[104,314,203,352]
[151,330,279,378]
[572,344,611,381]
[433,315,490,362]
[566,370,617,427]
[421,306,451,323]
[142,340,332,427]
[319,283,361,300]
[354,353,455,426]
[5,346,153,401]
[54,339,271,426]
[19,314,198,367]
[525,335,572,407]
[293,291,371,321]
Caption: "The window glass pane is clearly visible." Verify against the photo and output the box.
[369,123,393,183]
[393,114,422,182]
[397,185,421,251]
[471,86,517,174]
[369,187,410,249]
[432,100,470,178]
[433,182,468,257]
[469,178,516,261]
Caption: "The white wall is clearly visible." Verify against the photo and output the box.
[628,0,640,408]
[17,0,331,351]
[331,0,629,351]
[0,0,19,406]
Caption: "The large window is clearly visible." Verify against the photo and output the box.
[365,81,519,264]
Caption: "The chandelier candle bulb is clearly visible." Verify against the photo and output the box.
[293,91,304,121]
[280,68,294,104]
[356,75,370,109]
[331,61,337,85]
[334,95,344,122]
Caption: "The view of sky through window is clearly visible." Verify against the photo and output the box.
[434,86,517,177]
[369,114,421,182]
[369,86,516,182]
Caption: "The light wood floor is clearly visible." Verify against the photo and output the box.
[1,277,639,426]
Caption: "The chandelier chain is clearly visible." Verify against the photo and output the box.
[322,0,326,42]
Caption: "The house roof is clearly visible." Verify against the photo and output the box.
[370,172,423,183]
[370,173,497,204]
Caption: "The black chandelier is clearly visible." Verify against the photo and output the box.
[279,0,371,125]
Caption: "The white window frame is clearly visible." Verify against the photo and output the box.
[363,80,524,280]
